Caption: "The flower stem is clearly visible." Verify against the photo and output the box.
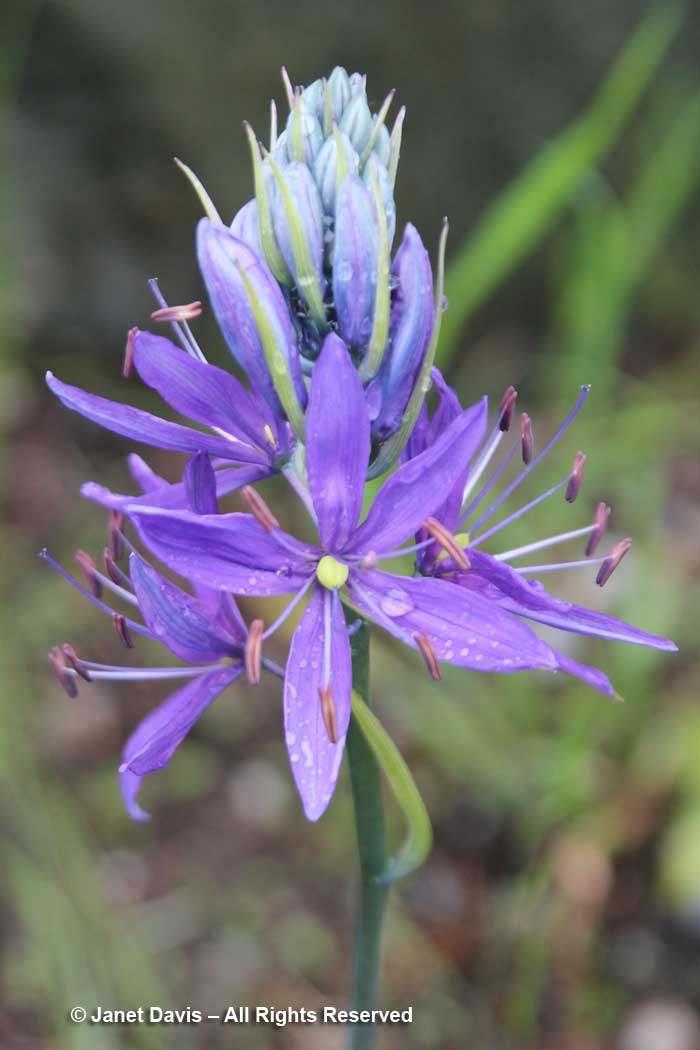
[346,616,389,1050]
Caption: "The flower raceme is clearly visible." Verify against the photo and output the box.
[44,64,676,826]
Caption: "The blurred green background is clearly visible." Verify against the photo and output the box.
[2,2,699,1047]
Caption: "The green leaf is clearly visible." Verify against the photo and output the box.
[551,90,700,401]
[438,4,681,364]
[351,689,433,883]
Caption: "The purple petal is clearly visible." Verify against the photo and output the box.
[184,452,218,514]
[129,553,236,662]
[82,464,270,514]
[196,219,306,416]
[346,398,488,556]
[347,568,558,673]
[230,198,262,255]
[284,586,351,821]
[128,508,316,596]
[459,550,677,651]
[46,371,258,462]
[120,664,241,820]
[127,453,169,494]
[306,334,370,550]
[372,224,435,439]
[133,330,275,455]
[553,652,615,697]
[332,175,379,349]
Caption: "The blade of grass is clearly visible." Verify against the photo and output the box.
[438,5,681,364]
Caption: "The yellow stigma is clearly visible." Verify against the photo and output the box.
[316,555,349,590]
[263,423,276,446]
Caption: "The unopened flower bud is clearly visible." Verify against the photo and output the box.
[339,92,373,154]
[197,219,306,422]
[332,175,380,350]
[286,97,323,165]
[268,159,326,323]
[230,198,262,256]
[313,129,359,213]
[371,224,435,440]
[327,66,351,121]
[363,156,396,247]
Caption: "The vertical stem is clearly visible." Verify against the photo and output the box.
[346,617,389,1050]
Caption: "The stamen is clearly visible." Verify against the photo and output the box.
[514,556,606,575]
[469,386,591,534]
[113,613,134,649]
[459,440,519,526]
[586,502,611,556]
[122,327,137,378]
[361,550,378,569]
[413,631,442,681]
[241,485,280,532]
[495,524,595,563]
[460,429,504,505]
[520,413,534,464]
[150,300,202,324]
[359,537,434,565]
[262,574,316,641]
[71,665,221,682]
[148,278,207,363]
[245,619,264,685]
[422,518,470,570]
[75,550,102,598]
[103,548,131,588]
[62,643,91,681]
[469,477,568,548]
[39,550,151,637]
[108,511,125,560]
[596,538,631,587]
[565,451,586,504]
[318,684,339,743]
[499,386,518,431]
[49,647,78,697]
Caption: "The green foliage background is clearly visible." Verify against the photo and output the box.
[1,3,699,1047]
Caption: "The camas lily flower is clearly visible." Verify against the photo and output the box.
[47,327,291,509]
[121,336,643,821]
[42,528,283,821]
[402,368,676,688]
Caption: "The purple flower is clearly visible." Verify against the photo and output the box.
[42,536,268,821]
[123,335,647,821]
[47,329,289,503]
[403,369,676,685]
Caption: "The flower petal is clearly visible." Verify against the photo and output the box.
[284,586,351,821]
[183,452,218,514]
[133,330,276,455]
[347,398,488,556]
[119,664,241,820]
[82,464,271,514]
[306,333,370,550]
[46,371,258,462]
[129,553,236,662]
[459,550,677,651]
[347,568,558,673]
[128,508,316,596]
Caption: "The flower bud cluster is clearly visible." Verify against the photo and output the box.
[195,67,439,458]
